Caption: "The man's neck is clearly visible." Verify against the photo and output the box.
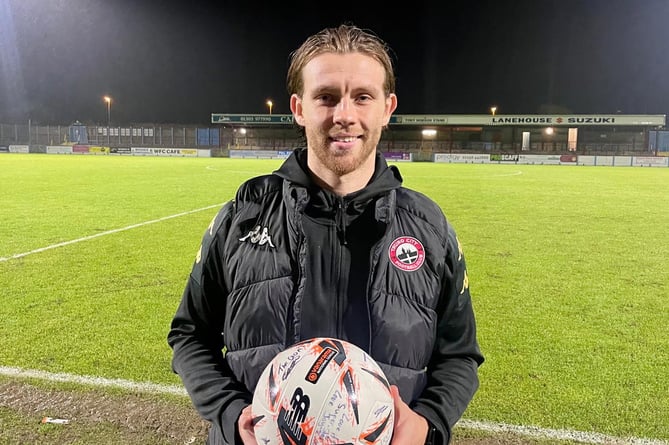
[310,163,374,196]
[306,150,376,196]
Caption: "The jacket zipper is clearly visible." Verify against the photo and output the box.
[335,197,346,335]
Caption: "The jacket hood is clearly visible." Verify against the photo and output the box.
[273,147,403,243]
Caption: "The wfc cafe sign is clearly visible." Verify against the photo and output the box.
[211,113,666,127]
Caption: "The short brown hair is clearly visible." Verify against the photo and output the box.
[286,24,396,98]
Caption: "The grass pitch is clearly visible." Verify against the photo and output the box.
[0,154,667,441]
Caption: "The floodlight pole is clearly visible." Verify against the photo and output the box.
[103,96,112,145]
[104,96,112,126]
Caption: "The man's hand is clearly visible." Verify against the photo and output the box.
[238,405,257,445]
[239,387,429,445]
[390,385,429,445]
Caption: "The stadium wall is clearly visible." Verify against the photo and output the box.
[0,145,211,157]
[433,152,669,167]
[3,145,666,167]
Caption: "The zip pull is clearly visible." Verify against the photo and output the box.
[336,198,347,245]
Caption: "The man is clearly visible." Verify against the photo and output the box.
[168,24,484,445]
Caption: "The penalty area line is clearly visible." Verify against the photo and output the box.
[0,203,224,263]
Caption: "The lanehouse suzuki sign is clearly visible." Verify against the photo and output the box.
[488,115,665,126]
[389,114,665,126]
[393,114,664,126]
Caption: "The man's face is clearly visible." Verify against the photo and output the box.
[290,52,397,178]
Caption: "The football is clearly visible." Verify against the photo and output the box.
[251,337,395,445]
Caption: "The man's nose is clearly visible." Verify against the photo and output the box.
[333,97,356,126]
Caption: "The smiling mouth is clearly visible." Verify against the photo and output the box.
[330,136,359,143]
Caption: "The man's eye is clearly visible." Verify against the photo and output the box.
[318,95,335,105]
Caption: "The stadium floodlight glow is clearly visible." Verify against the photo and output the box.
[266,100,273,115]
[422,129,437,138]
[103,96,112,126]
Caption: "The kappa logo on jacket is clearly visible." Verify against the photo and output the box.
[239,225,276,248]
[388,236,425,271]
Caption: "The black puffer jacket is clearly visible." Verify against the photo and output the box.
[168,148,484,444]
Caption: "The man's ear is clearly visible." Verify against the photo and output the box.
[290,94,305,126]
[383,93,398,126]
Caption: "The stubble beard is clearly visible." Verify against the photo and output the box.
[308,127,380,176]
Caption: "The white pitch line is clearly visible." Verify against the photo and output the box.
[1,366,665,445]
[0,204,224,262]
[456,419,668,445]
[0,366,187,396]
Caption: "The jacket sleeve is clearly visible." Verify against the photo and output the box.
[167,200,250,444]
[412,224,485,444]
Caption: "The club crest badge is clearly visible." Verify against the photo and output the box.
[389,236,425,272]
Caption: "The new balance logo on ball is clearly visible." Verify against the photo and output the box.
[278,387,310,445]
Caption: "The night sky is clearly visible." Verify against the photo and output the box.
[1,0,668,125]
